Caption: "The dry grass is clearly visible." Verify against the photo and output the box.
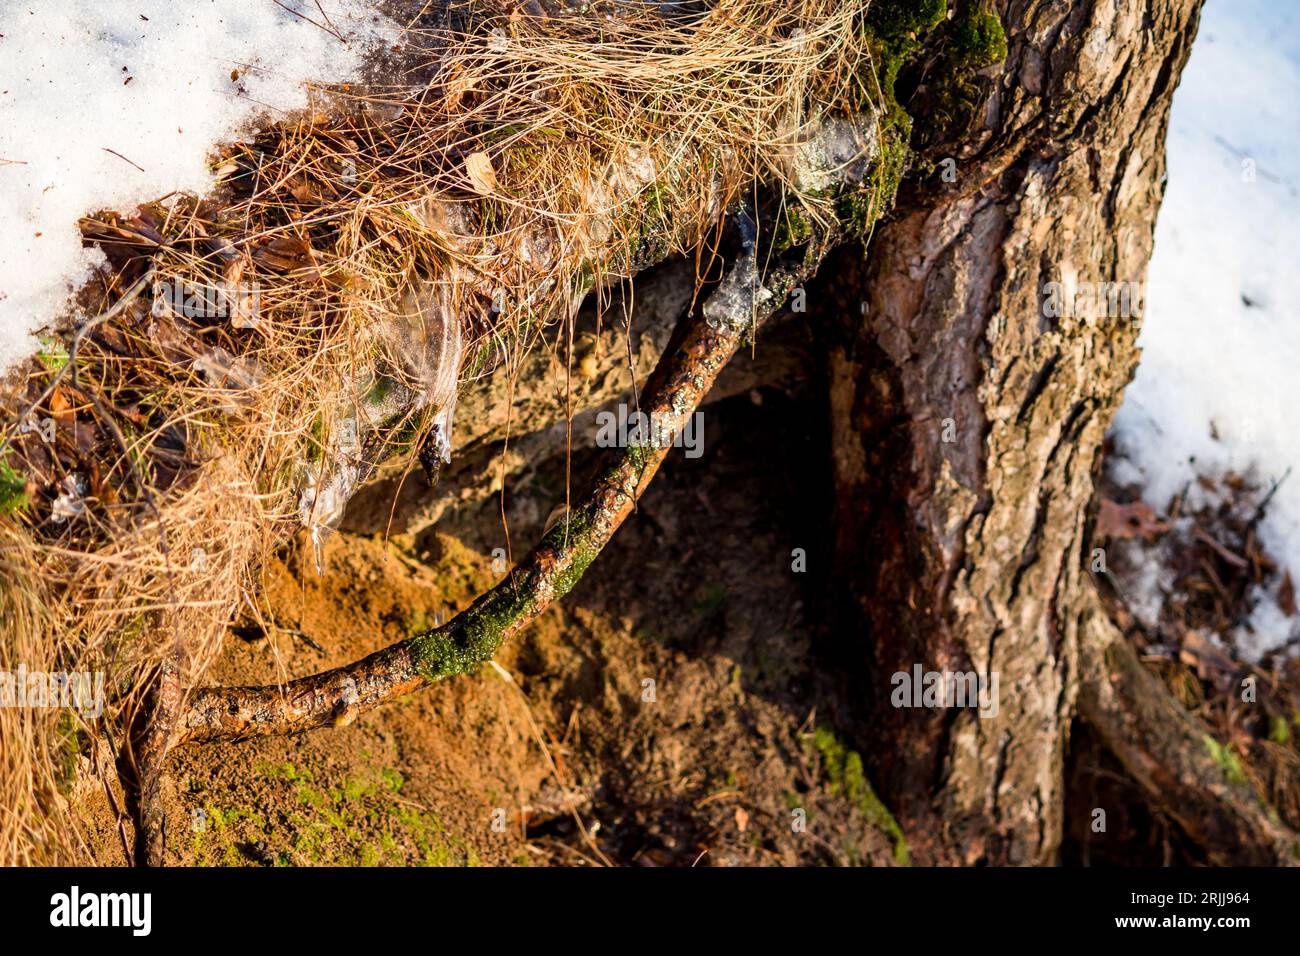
[0,0,882,863]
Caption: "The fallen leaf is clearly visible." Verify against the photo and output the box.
[464,151,499,196]
[1097,497,1168,540]
[1279,571,1296,617]
[442,63,475,109]
[1179,629,1238,689]
[289,177,320,203]
[254,236,318,275]
[734,806,749,833]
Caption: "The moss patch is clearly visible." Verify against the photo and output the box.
[0,459,29,515]
[811,726,910,865]
[1202,735,1248,787]
[36,337,69,373]
[867,0,948,37]
[188,761,481,866]
[923,4,1008,142]
[1269,714,1292,745]
[950,5,1009,68]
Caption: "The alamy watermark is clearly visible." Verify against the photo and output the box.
[0,665,104,718]
[50,886,151,936]
[1041,280,1144,321]
[891,664,999,719]
[594,403,704,459]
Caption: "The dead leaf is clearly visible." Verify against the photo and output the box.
[49,386,70,420]
[289,177,321,204]
[464,151,499,196]
[442,63,475,110]
[254,236,318,276]
[1279,571,1296,617]
[734,806,749,833]
[1097,497,1169,540]
[1179,629,1238,689]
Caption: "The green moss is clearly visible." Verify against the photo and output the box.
[191,761,480,866]
[863,0,946,109]
[365,374,396,406]
[812,726,909,865]
[409,506,606,679]
[916,4,1008,141]
[411,582,534,680]
[867,0,947,38]
[864,1,1007,152]
[773,204,814,252]
[542,505,601,599]
[304,412,326,464]
[1269,714,1292,745]
[950,5,1008,68]
[852,2,951,228]
[1203,735,1248,786]
[0,459,29,515]
[36,337,69,373]
[410,625,484,681]
[876,114,912,198]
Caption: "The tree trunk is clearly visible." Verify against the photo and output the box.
[830,0,1204,865]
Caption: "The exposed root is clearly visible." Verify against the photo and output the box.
[119,654,181,868]
[176,215,836,747]
[1078,586,1300,865]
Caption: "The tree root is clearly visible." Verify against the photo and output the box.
[1078,587,1300,865]
[119,654,181,867]
[174,219,830,748]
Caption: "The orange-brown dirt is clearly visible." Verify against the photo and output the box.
[76,374,903,866]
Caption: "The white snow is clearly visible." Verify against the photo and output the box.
[1110,0,1300,659]
[0,0,394,370]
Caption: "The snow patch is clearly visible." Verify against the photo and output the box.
[1109,0,1300,660]
[0,0,394,371]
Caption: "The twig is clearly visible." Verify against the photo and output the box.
[102,148,146,172]
[118,656,182,867]
[1248,466,1292,531]
[176,221,832,745]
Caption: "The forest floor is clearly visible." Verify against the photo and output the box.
[66,295,1300,868]
[74,346,907,867]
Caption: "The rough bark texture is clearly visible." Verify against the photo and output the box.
[830,0,1205,864]
[119,655,181,867]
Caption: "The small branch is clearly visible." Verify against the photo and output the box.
[118,655,182,867]
[177,221,835,745]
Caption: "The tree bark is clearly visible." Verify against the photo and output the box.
[830,0,1206,864]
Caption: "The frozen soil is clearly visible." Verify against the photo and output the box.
[79,364,903,866]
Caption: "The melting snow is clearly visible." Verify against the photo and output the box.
[0,0,394,371]
[1109,0,1300,659]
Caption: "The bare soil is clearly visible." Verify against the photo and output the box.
[78,373,903,867]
